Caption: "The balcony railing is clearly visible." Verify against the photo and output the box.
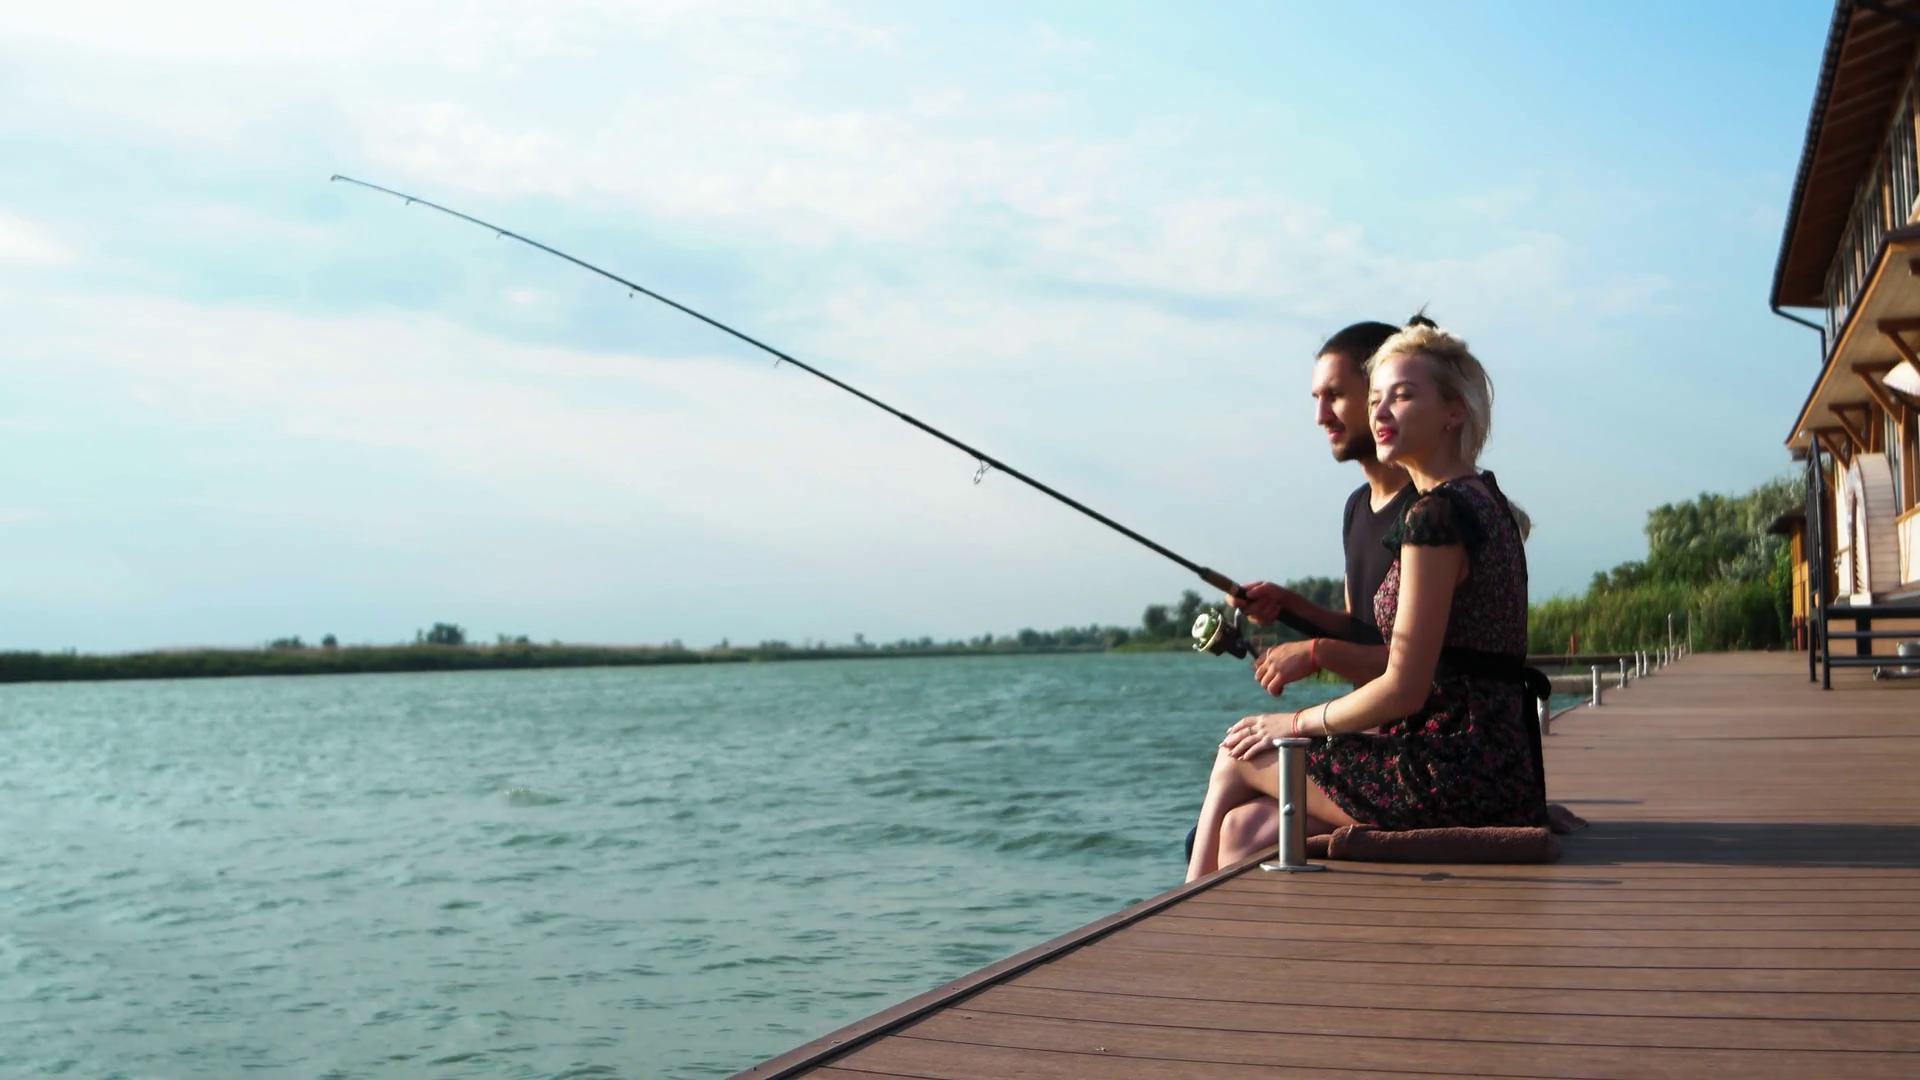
[1823,79,1920,345]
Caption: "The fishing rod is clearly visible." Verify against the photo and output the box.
[330,174,1258,655]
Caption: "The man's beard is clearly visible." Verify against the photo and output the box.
[1330,429,1376,463]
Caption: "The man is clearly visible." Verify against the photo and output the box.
[1183,320,1413,866]
[1235,319,1414,690]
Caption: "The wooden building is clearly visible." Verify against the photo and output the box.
[1773,0,1920,681]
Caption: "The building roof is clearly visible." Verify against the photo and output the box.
[1772,1,1920,310]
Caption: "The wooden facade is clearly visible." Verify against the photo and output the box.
[1767,510,1813,648]
[1777,1,1920,630]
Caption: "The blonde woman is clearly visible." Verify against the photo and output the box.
[1186,320,1542,882]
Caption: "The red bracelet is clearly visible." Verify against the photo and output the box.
[1308,638,1323,674]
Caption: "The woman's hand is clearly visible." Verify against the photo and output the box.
[1220,712,1298,760]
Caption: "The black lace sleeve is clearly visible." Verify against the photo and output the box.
[1382,485,1486,553]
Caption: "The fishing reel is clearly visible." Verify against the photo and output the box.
[1191,607,1251,659]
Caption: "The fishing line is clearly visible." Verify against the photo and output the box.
[329,174,1248,609]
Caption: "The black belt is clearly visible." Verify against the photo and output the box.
[1435,647,1550,808]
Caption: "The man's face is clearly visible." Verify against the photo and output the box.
[1311,351,1374,462]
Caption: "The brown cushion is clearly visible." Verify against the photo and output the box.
[1306,823,1561,863]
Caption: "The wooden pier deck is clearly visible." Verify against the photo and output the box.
[732,651,1920,1079]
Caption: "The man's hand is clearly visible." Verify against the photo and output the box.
[1220,712,1299,760]
[1227,581,1294,626]
[1254,639,1320,695]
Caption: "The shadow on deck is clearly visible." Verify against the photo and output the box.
[1564,820,1920,868]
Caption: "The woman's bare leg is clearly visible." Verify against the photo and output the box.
[1186,746,1272,882]
[1188,748,1363,882]
[1220,800,1353,865]
[1218,799,1277,865]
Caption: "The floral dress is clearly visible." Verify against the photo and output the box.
[1306,474,1545,829]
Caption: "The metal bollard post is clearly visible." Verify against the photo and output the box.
[1260,738,1325,873]
[1539,695,1553,736]
[1589,665,1603,707]
[1618,657,1628,688]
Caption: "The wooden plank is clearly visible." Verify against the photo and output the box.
[1184,895,1920,917]
[1112,927,1920,970]
[1209,882,1920,903]
[1031,945,1920,995]
[1140,914,1920,949]
[1210,864,1920,884]
[1175,899,1920,930]
[1216,864,1920,883]
[829,1040,1487,1080]
[956,984,1920,1052]
[1018,956,1920,1021]
[864,1012,1920,1080]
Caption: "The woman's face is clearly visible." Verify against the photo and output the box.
[1368,353,1463,468]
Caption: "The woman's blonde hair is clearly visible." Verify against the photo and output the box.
[1365,320,1494,468]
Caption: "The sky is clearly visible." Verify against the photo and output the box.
[0,1,1836,652]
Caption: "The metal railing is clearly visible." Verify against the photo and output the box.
[1540,641,1692,727]
[1818,601,1920,685]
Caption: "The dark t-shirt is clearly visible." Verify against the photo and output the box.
[1340,482,1417,644]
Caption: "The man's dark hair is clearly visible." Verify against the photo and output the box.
[1316,321,1399,368]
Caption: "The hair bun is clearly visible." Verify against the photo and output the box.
[1406,309,1438,330]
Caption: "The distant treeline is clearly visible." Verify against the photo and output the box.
[0,584,1345,686]
[1527,477,1801,655]
[8,484,1809,688]
[0,641,993,684]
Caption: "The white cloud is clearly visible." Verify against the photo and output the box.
[0,1,768,65]
[0,213,75,265]
[2,290,1140,545]
[351,95,1076,247]
[1029,22,1098,58]
[0,0,1598,315]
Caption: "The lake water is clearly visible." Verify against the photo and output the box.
[1,653,1332,1078]
[0,655,1578,1078]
